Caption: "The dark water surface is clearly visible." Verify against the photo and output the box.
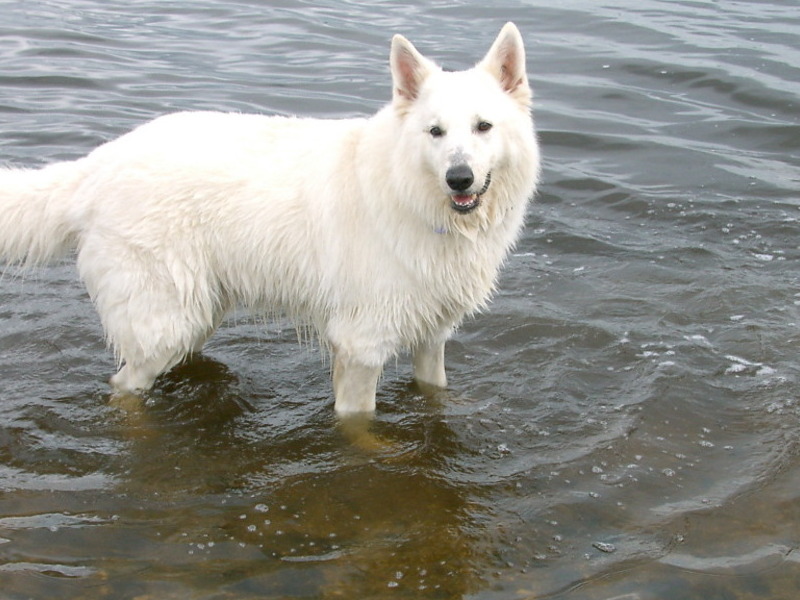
[2,1,800,598]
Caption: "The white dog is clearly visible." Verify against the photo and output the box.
[0,23,540,414]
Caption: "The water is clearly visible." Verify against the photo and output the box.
[1,0,799,598]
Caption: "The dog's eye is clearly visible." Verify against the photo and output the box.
[476,121,493,133]
[429,125,444,138]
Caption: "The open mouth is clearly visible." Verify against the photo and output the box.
[449,172,491,214]
[450,193,480,213]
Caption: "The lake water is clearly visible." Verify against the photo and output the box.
[1,1,799,598]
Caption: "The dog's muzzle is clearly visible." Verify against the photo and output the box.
[447,168,492,214]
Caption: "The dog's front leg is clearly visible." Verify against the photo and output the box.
[332,353,382,414]
[412,339,448,389]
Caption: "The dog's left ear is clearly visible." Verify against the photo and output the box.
[480,22,531,107]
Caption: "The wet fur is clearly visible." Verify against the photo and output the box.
[0,23,540,414]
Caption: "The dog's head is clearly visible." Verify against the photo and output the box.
[389,23,538,231]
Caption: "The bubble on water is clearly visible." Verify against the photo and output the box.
[254,503,269,513]
[592,541,617,553]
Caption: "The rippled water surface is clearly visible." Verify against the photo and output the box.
[1,1,800,598]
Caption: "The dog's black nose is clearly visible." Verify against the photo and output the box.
[445,164,474,192]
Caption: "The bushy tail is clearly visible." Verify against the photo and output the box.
[0,159,88,267]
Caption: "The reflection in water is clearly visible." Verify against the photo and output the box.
[63,361,484,598]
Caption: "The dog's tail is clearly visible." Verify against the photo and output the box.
[0,159,88,267]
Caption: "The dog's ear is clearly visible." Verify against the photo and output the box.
[390,34,436,110]
[480,22,531,107]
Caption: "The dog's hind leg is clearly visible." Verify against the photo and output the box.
[104,303,206,393]
[108,303,223,393]
[78,240,218,394]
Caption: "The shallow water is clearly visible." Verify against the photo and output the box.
[1,1,800,598]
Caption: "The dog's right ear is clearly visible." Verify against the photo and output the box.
[480,22,531,108]
[390,35,436,111]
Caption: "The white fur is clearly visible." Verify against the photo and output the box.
[0,23,540,414]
